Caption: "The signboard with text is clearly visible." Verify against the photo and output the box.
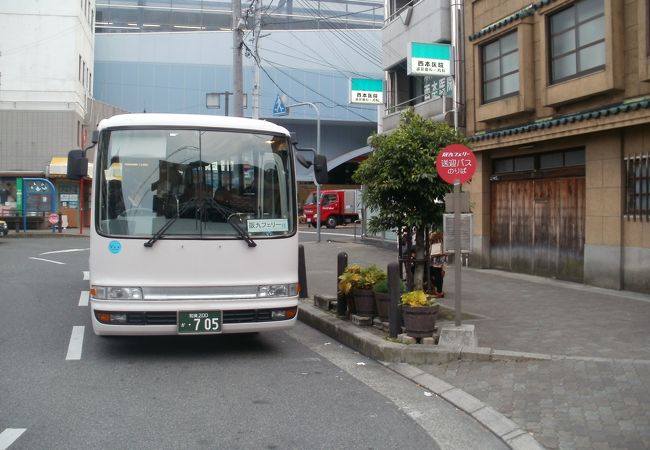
[407,42,452,76]
[424,76,453,100]
[349,78,383,105]
[436,144,476,185]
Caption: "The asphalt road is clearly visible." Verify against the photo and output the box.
[0,235,505,450]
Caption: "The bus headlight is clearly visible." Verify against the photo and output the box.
[257,284,298,298]
[91,286,144,300]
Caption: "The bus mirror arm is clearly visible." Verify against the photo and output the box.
[66,130,99,180]
[294,146,328,184]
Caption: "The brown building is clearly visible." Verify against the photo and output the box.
[464,0,650,293]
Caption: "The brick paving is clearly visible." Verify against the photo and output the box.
[301,237,650,450]
[420,359,650,449]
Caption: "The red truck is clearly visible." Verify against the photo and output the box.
[303,189,362,228]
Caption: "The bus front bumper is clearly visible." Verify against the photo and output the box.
[89,298,299,336]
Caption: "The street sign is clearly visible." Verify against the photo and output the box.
[349,78,383,105]
[272,94,288,116]
[48,213,59,225]
[436,144,476,185]
[407,42,452,76]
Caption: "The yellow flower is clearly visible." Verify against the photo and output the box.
[400,290,434,307]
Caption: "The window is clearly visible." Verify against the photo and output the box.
[78,55,82,81]
[549,0,605,83]
[625,154,650,220]
[493,149,585,174]
[481,31,519,103]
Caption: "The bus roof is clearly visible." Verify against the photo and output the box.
[97,113,290,136]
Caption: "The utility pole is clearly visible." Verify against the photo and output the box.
[232,0,244,117]
[252,0,262,119]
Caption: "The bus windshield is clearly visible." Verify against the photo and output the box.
[96,128,296,240]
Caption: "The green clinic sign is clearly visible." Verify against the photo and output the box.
[349,78,383,105]
[407,42,452,76]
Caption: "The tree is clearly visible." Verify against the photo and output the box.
[353,108,466,291]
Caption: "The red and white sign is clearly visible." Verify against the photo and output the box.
[436,144,476,184]
[48,213,59,225]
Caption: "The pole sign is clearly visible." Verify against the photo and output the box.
[349,78,383,105]
[407,42,452,77]
[436,144,476,184]
[272,94,288,116]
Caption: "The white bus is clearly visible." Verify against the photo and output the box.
[68,114,326,336]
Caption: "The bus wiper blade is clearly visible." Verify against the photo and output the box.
[144,199,196,247]
[204,198,257,248]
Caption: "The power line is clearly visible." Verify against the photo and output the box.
[261,57,375,122]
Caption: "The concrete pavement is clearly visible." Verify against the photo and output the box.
[300,236,650,450]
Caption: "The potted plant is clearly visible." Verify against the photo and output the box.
[373,278,405,322]
[400,290,439,338]
[338,264,385,317]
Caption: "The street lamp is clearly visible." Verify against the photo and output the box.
[287,101,322,243]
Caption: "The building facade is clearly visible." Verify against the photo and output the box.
[464,0,650,293]
[381,0,454,133]
[0,1,124,228]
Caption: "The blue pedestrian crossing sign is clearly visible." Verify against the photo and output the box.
[272,94,288,116]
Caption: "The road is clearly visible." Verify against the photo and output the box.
[0,234,505,450]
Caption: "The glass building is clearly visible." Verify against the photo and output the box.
[93,0,385,182]
[96,0,383,32]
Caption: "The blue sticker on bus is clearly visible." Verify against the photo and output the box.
[108,240,122,254]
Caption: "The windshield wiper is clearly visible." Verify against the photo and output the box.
[204,197,257,248]
[144,197,256,248]
[144,198,196,248]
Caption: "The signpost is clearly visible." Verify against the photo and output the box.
[436,144,476,326]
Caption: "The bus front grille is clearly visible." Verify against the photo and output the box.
[122,310,278,325]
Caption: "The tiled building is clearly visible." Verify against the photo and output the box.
[464,0,650,293]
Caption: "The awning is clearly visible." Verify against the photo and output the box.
[46,157,93,178]
[46,157,68,177]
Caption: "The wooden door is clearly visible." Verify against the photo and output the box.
[490,177,585,281]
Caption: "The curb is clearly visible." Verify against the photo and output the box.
[298,299,545,450]
[299,299,551,364]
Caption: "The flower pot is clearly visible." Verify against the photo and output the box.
[374,292,390,322]
[401,304,439,338]
[352,288,376,317]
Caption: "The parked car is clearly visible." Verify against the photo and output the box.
[0,220,8,237]
[303,189,362,228]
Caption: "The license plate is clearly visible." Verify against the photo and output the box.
[178,311,223,334]
[306,218,311,222]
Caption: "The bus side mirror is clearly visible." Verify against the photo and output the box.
[313,154,328,185]
[67,149,89,179]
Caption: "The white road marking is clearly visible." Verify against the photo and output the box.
[83,271,89,280]
[0,428,26,450]
[65,326,85,361]
[299,230,360,238]
[78,291,89,307]
[28,257,65,265]
[39,248,89,255]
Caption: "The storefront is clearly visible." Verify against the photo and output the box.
[46,157,92,229]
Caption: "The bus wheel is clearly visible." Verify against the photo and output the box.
[326,216,337,229]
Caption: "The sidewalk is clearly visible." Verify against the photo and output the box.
[300,238,650,450]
